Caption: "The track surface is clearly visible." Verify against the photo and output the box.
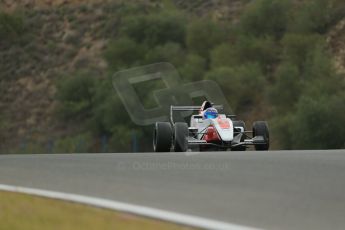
[0,150,344,230]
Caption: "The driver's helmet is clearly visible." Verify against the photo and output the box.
[203,108,218,119]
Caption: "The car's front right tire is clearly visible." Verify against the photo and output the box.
[253,121,269,151]
[153,122,172,152]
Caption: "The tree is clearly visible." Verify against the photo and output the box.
[104,37,146,70]
[210,43,236,68]
[239,0,290,39]
[288,0,345,34]
[56,72,96,120]
[179,54,207,82]
[290,95,345,149]
[206,63,265,112]
[186,18,227,58]
[235,35,279,72]
[0,11,24,42]
[144,42,185,67]
[269,62,301,112]
[281,33,323,71]
[303,45,343,96]
[120,11,186,47]
[211,35,279,73]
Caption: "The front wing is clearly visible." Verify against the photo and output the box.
[187,132,267,148]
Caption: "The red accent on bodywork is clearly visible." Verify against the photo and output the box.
[203,126,220,142]
[217,117,231,129]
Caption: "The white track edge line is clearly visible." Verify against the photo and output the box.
[0,184,261,230]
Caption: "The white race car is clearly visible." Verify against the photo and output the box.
[153,101,269,152]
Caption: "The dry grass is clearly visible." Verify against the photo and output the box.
[0,191,191,230]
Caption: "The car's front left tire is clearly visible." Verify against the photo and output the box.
[173,122,189,152]
[153,122,172,152]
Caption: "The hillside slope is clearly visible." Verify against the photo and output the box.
[0,1,117,151]
[0,0,247,152]
[1,0,344,152]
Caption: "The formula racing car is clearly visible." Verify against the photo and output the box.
[153,101,269,152]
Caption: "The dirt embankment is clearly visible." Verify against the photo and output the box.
[1,0,113,10]
[0,1,114,150]
[328,18,345,74]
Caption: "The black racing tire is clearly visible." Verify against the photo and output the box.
[173,122,189,152]
[232,120,246,151]
[253,121,269,151]
[153,122,172,152]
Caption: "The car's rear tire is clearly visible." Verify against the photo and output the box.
[232,120,246,151]
[153,122,172,152]
[253,121,269,151]
[173,122,189,152]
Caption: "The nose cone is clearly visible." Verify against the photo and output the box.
[212,118,233,141]
[203,126,220,142]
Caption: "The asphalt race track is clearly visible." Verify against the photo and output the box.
[0,150,344,230]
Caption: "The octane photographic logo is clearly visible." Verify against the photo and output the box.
[112,62,232,126]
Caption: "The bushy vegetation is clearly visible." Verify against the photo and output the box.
[56,72,96,120]
[0,11,24,42]
[9,0,344,152]
[54,0,345,151]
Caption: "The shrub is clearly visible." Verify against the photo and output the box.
[239,0,290,39]
[56,72,96,120]
[90,84,121,135]
[104,37,147,70]
[186,18,227,58]
[144,42,185,66]
[109,125,136,152]
[210,43,236,68]
[53,132,93,153]
[269,62,301,111]
[206,63,265,112]
[288,0,345,34]
[120,11,186,47]
[0,11,24,41]
[281,33,323,70]
[179,54,207,82]
[302,45,343,97]
[234,35,279,72]
[271,36,345,150]
[290,95,345,149]
[270,114,295,149]
[210,36,279,72]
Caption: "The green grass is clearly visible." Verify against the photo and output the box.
[0,191,191,230]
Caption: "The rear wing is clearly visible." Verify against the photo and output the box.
[170,105,224,124]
